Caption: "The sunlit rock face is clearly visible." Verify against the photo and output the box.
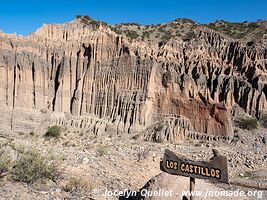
[0,19,266,140]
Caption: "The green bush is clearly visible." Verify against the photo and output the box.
[11,148,59,183]
[45,125,61,138]
[235,118,258,130]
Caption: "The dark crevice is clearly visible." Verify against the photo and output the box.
[50,55,54,80]
[70,85,78,114]
[129,93,136,127]
[219,78,229,102]
[248,90,255,115]
[255,94,262,118]
[80,44,92,115]
[211,77,219,99]
[11,57,19,130]
[32,62,36,108]
[263,85,267,98]
[245,66,256,83]
[192,66,199,82]
[122,46,130,55]
[227,42,236,64]
[233,79,240,103]
[52,63,62,111]
[116,36,120,50]
[70,50,81,114]
[162,71,172,87]
[234,52,245,72]
[12,64,17,109]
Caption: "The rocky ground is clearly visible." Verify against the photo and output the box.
[0,125,266,200]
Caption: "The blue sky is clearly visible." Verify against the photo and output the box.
[0,0,266,35]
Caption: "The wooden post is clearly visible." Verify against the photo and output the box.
[190,177,195,200]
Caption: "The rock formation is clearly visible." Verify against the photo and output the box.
[0,18,266,141]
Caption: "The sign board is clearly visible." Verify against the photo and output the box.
[160,149,229,184]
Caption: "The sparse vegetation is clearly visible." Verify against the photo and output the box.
[260,114,267,128]
[40,108,47,114]
[109,26,122,34]
[0,151,11,178]
[125,30,139,40]
[76,15,107,30]
[173,18,196,24]
[205,21,267,41]
[11,148,60,183]
[45,125,61,138]
[108,17,202,42]
[235,118,258,130]
[142,31,151,40]
[183,31,197,41]
[96,145,108,156]
[186,137,194,143]
[137,147,150,162]
[75,15,267,43]
[121,22,141,26]
[234,129,239,134]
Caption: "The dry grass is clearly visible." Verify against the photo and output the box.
[62,176,94,193]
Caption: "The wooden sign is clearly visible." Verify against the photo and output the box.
[160,149,229,184]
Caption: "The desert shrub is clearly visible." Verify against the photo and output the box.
[234,129,239,134]
[161,34,171,42]
[11,148,59,183]
[109,26,122,34]
[142,31,151,39]
[235,118,258,130]
[96,145,107,156]
[247,23,260,29]
[121,22,141,26]
[0,152,11,177]
[260,114,267,128]
[40,108,47,114]
[125,30,139,40]
[184,31,197,40]
[76,15,107,30]
[137,147,150,162]
[63,177,93,193]
[158,26,165,33]
[45,125,61,138]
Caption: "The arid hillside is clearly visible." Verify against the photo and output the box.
[0,17,266,141]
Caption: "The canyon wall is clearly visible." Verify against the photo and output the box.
[0,20,266,140]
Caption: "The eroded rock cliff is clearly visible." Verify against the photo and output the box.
[0,18,266,141]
